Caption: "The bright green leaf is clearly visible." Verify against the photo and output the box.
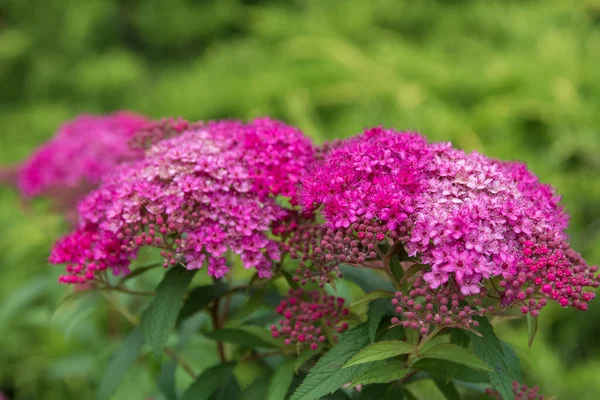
[96,327,145,400]
[349,289,394,309]
[418,343,491,371]
[343,340,413,368]
[267,359,296,400]
[141,267,196,359]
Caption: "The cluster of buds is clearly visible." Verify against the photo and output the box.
[270,289,349,350]
[486,382,546,400]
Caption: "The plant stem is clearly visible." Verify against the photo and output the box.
[211,297,226,363]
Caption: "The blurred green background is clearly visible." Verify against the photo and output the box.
[1,0,600,399]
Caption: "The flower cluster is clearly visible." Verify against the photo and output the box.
[293,126,598,327]
[270,288,349,350]
[486,382,546,400]
[17,112,147,198]
[50,118,315,283]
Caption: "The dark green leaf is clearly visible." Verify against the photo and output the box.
[358,382,404,400]
[290,324,378,400]
[349,290,394,309]
[501,342,523,382]
[142,267,196,358]
[467,317,516,400]
[433,377,462,400]
[211,373,241,400]
[418,343,491,371]
[367,298,393,343]
[156,360,178,400]
[527,314,538,347]
[389,254,404,284]
[204,326,282,349]
[344,340,413,368]
[177,281,227,324]
[339,265,396,292]
[242,377,271,400]
[450,329,471,348]
[351,360,408,386]
[377,325,406,342]
[96,327,145,400]
[412,359,490,383]
[399,263,428,284]
[282,270,300,289]
[182,363,235,400]
[404,388,418,400]
[267,359,296,400]
[295,350,319,373]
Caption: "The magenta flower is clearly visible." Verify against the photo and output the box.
[270,288,349,350]
[50,118,315,283]
[18,112,147,198]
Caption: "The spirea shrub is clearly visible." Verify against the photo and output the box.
[8,116,597,400]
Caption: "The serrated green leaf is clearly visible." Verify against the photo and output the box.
[204,326,283,349]
[96,327,145,400]
[177,281,227,325]
[377,325,406,342]
[182,363,235,400]
[450,329,471,349]
[527,313,538,347]
[357,382,405,399]
[367,298,392,343]
[156,360,178,400]
[344,340,413,368]
[141,267,196,359]
[289,324,377,400]
[267,359,296,400]
[350,289,394,309]
[501,342,523,382]
[433,377,462,400]
[295,350,319,373]
[351,360,408,386]
[467,317,516,400]
[418,343,491,371]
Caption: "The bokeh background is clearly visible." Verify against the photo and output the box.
[1,0,600,399]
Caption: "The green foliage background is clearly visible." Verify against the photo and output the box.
[1,0,599,398]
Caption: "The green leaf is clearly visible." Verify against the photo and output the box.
[282,270,300,289]
[182,363,235,400]
[349,290,394,309]
[96,327,145,400]
[389,254,404,284]
[433,377,462,400]
[413,359,490,383]
[177,281,227,324]
[156,360,178,400]
[267,359,296,400]
[344,340,413,368]
[527,314,538,347]
[367,298,392,343]
[399,263,428,284]
[357,382,405,400]
[289,324,377,400]
[204,326,283,349]
[295,350,319,373]
[242,377,271,400]
[351,360,408,386]
[467,317,516,400]
[501,342,523,382]
[377,324,406,342]
[141,267,196,358]
[339,265,396,292]
[211,373,241,400]
[450,329,471,349]
[418,343,491,371]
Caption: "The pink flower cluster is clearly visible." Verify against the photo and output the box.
[270,288,349,350]
[486,382,546,400]
[50,118,314,283]
[17,112,147,198]
[296,126,598,319]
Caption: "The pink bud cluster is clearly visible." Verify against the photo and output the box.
[270,288,349,350]
[17,112,147,198]
[486,382,546,400]
[296,126,598,318]
[129,117,200,150]
[50,118,315,283]
[390,273,493,334]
